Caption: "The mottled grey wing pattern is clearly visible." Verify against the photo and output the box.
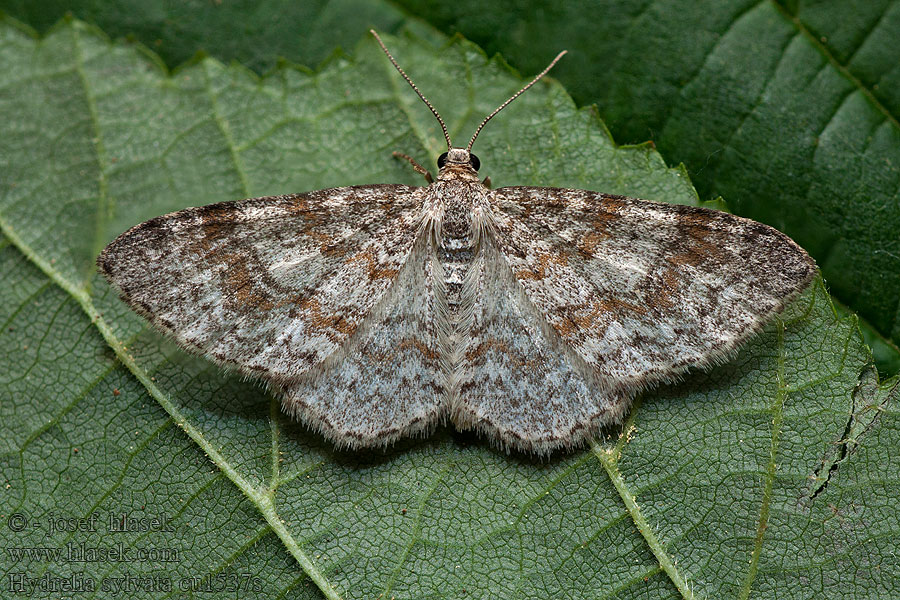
[282,232,444,448]
[488,187,816,395]
[99,180,815,453]
[98,184,424,384]
[453,235,631,453]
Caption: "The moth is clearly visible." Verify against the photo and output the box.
[98,31,815,454]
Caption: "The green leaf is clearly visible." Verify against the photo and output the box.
[0,0,410,71]
[2,19,898,599]
[392,0,900,377]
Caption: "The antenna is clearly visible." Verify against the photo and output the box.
[371,30,453,150]
[466,50,567,152]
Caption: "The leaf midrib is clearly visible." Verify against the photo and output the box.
[772,0,900,131]
[69,23,112,291]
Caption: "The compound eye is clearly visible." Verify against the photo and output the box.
[469,153,481,171]
[437,152,448,169]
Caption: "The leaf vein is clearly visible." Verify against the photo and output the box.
[771,0,900,131]
[70,23,112,292]
[738,317,787,599]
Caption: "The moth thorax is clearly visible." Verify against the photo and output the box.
[441,202,473,241]
[441,213,471,239]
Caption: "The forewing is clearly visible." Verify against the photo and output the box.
[282,231,443,448]
[488,187,816,392]
[98,184,425,383]
[453,234,630,454]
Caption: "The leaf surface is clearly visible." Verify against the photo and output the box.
[1,20,898,600]
[0,0,410,71]
[394,0,900,375]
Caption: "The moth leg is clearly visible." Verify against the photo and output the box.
[482,176,492,189]
[392,151,433,183]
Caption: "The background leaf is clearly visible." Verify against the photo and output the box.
[2,15,899,600]
[5,0,896,375]
[0,0,410,71]
[392,0,900,377]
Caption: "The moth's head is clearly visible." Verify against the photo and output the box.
[437,148,481,176]
[369,30,566,181]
